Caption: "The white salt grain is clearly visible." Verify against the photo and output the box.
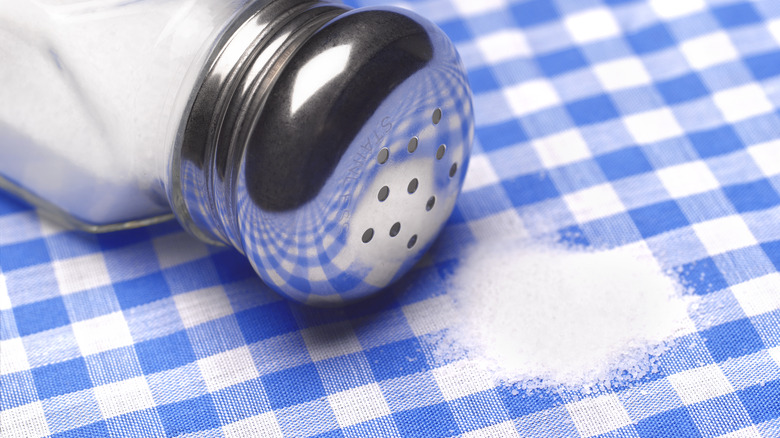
[436,238,695,392]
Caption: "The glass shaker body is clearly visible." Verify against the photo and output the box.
[0,0,475,304]
[0,0,256,229]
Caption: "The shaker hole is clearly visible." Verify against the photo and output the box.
[436,145,446,160]
[407,235,418,249]
[390,222,401,237]
[449,162,458,178]
[378,186,389,202]
[362,228,374,243]
[408,137,418,153]
[407,178,419,194]
[377,148,389,164]
[432,108,442,125]
[426,196,436,211]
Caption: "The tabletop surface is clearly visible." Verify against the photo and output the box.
[3,0,780,436]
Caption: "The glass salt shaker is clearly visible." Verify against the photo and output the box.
[0,0,474,305]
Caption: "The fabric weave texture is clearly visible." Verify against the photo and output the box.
[3,0,780,436]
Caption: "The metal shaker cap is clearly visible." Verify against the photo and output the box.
[175,2,474,306]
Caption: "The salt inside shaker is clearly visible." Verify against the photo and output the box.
[0,0,474,305]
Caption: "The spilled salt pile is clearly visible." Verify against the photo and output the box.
[435,238,695,392]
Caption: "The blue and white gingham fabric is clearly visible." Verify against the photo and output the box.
[3,0,780,436]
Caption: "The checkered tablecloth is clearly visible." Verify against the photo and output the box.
[3,0,780,436]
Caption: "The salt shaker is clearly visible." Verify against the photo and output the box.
[0,0,474,305]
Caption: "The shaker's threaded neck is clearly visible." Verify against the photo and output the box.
[172,0,351,248]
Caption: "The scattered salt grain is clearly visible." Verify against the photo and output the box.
[434,238,696,392]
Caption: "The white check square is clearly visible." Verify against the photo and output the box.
[0,337,30,375]
[593,57,652,92]
[52,253,111,295]
[153,232,210,269]
[224,413,284,438]
[300,322,363,362]
[657,161,720,198]
[403,295,457,336]
[505,79,561,117]
[731,273,780,317]
[718,427,763,438]
[680,32,739,70]
[462,421,521,438]
[713,84,774,123]
[72,311,133,356]
[328,383,391,427]
[567,394,632,437]
[770,346,780,368]
[0,272,10,310]
[532,129,592,168]
[623,108,683,144]
[432,360,494,401]
[94,376,156,418]
[452,0,506,15]
[748,140,780,177]
[564,183,626,223]
[564,8,620,44]
[476,29,532,64]
[668,364,735,405]
[650,0,706,19]
[692,215,757,256]
[0,402,49,438]
[770,19,780,45]
[173,286,234,328]
[462,154,500,192]
[198,346,259,392]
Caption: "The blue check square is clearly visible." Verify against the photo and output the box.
[1,238,50,271]
[761,239,780,272]
[629,200,689,238]
[510,0,559,27]
[106,409,166,437]
[723,180,780,213]
[212,250,255,283]
[537,48,587,77]
[567,95,619,125]
[157,394,220,436]
[13,297,70,337]
[627,23,676,54]
[597,147,653,181]
[365,338,428,382]
[738,380,780,424]
[261,363,326,409]
[656,73,709,105]
[394,403,460,438]
[713,3,762,28]
[135,331,196,375]
[477,120,528,152]
[468,67,500,93]
[678,257,729,295]
[51,421,109,438]
[438,19,470,43]
[499,385,562,418]
[235,301,299,344]
[635,407,701,438]
[32,357,92,400]
[113,272,171,310]
[745,50,780,80]
[503,173,560,207]
[702,318,765,362]
[688,126,743,159]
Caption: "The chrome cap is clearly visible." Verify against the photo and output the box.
[175,2,474,305]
